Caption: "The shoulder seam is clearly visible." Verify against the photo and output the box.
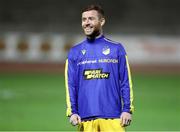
[103,38,119,44]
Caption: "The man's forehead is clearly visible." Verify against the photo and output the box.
[82,10,99,17]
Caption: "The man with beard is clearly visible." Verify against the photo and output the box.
[65,4,134,132]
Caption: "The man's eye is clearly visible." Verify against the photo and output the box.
[82,18,86,21]
[90,17,96,21]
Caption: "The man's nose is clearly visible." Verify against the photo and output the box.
[85,19,90,24]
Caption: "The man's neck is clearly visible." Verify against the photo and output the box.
[87,31,103,40]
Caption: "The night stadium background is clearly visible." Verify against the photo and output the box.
[0,0,180,131]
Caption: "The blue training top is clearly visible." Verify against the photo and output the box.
[65,35,134,121]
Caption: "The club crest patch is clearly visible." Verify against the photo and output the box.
[102,46,110,55]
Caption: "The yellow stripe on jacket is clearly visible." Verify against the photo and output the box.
[65,59,72,116]
[125,55,134,113]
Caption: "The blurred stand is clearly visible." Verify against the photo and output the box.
[0,33,180,73]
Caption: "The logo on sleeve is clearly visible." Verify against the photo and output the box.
[83,69,110,80]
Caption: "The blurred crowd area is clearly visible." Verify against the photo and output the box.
[0,32,179,73]
[0,0,180,73]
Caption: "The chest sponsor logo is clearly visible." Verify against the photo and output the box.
[83,69,110,80]
[77,59,118,65]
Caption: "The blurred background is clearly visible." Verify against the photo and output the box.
[0,0,180,131]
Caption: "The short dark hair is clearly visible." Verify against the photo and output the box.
[82,4,105,18]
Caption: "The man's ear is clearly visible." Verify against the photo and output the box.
[100,18,105,26]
